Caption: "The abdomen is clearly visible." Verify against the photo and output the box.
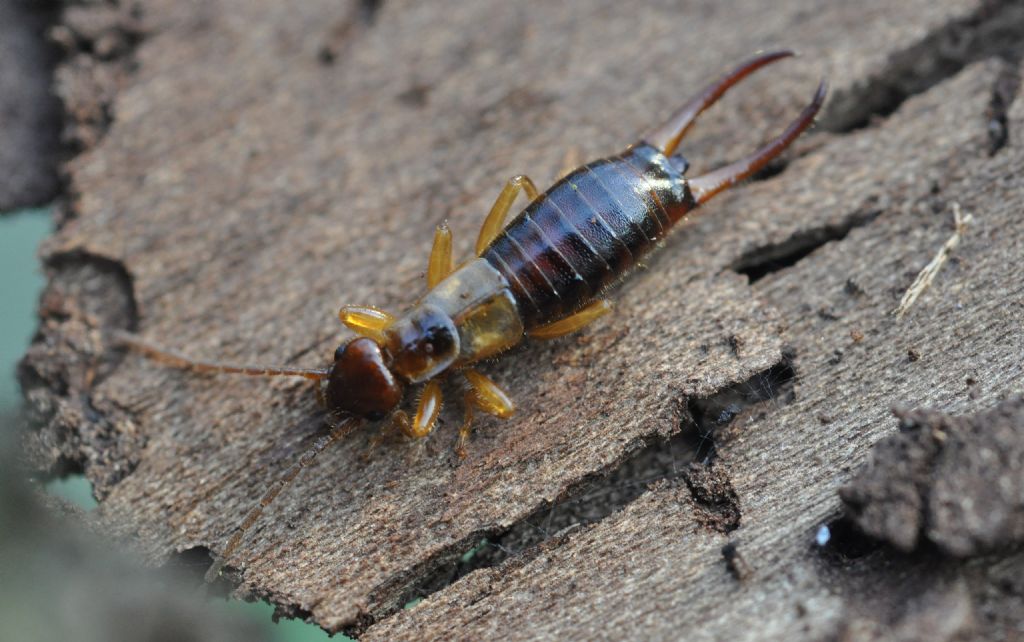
[481,143,694,328]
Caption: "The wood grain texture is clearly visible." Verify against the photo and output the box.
[366,56,1024,641]
[20,0,1024,638]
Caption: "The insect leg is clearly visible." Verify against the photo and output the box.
[689,80,827,204]
[396,380,443,439]
[338,305,395,342]
[527,300,612,340]
[457,369,515,458]
[204,415,361,583]
[642,50,794,157]
[456,392,476,459]
[427,222,455,288]
[475,175,539,255]
[557,147,581,180]
[365,411,405,456]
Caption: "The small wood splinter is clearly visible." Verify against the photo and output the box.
[117,51,826,581]
[895,202,974,320]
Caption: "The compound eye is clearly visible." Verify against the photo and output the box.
[334,344,347,362]
[423,325,455,356]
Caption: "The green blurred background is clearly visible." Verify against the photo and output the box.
[0,206,338,641]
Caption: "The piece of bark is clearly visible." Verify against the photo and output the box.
[46,0,144,227]
[841,398,1024,556]
[19,0,1024,639]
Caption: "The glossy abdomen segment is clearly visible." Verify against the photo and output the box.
[482,143,695,328]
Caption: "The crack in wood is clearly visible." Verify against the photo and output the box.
[373,358,798,631]
[823,0,1024,132]
[987,61,1022,154]
[730,207,884,283]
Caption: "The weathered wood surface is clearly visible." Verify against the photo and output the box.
[368,56,1024,641]
[20,0,1024,639]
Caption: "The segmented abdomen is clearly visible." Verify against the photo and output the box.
[481,143,695,328]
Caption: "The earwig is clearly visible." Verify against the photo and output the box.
[114,51,827,579]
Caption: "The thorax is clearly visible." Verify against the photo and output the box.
[383,258,524,383]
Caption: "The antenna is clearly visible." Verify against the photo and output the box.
[204,414,363,583]
[111,329,331,380]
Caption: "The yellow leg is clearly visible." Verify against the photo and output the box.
[527,300,612,340]
[365,413,399,456]
[364,411,412,460]
[557,147,581,180]
[396,380,443,439]
[457,369,515,458]
[427,222,455,288]
[456,392,477,459]
[475,175,539,255]
[338,305,395,342]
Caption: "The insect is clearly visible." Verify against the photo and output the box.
[115,50,825,579]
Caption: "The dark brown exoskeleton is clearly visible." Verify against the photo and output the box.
[116,51,826,580]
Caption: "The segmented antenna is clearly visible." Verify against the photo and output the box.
[204,415,362,583]
[111,329,331,380]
